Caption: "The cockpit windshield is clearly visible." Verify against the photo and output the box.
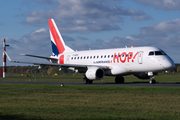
[149,51,154,55]
[155,51,166,55]
[148,51,166,56]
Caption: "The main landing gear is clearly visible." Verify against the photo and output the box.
[115,76,124,83]
[83,77,93,84]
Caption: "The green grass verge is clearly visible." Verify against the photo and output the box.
[2,73,180,83]
[0,84,180,120]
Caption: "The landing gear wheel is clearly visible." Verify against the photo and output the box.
[89,80,93,84]
[148,72,156,84]
[83,77,88,84]
[149,79,156,84]
[83,77,93,84]
[115,76,124,84]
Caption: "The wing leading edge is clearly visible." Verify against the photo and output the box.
[5,51,110,70]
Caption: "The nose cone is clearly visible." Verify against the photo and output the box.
[162,57,175,69]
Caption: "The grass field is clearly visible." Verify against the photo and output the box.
[0,73,180,120]
[2,73,180,83]
[0,84,180,120]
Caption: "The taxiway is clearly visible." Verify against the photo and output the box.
[1,81,180,87]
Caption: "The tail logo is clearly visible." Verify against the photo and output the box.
[49,19,65,55]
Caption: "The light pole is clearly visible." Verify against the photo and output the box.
[3,39,9,78]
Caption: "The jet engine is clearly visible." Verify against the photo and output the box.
[85,67,104,80]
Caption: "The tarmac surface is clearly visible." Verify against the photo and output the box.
[1,81,180,87]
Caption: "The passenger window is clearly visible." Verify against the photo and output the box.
[97,56,99,58]
[111,55,113,58]
[104,55,106,58]
[84,56,86,59]
[94,56,96,59]
[71,57,73,60]
[101,55,103,58]
[108,55,110,58]
[119,54,120,57]
[74,57,76,60]
[77,57,79,59]
[149,51,154,56]
[87,56,89,59]
[81,57,82,59]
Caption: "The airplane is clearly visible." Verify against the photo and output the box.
[5,19,175,84]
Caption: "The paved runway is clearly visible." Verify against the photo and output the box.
[1,81,180,87]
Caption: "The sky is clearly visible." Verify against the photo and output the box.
[1,0,180,66]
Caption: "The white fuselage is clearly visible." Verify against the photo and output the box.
[6,19,175,84]
[58,46,174,76]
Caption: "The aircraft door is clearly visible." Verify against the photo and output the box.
[66,55,71,64]
[138,51,143,64]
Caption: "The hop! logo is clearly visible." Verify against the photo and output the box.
[111,52,139,63]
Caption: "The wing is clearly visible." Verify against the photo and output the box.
[5,51,110,70]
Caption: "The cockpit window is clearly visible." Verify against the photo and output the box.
[149,51,154,56]
[149,51,166,56]
[155,51,166,55]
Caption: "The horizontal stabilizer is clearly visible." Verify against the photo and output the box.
[22,54,58,60]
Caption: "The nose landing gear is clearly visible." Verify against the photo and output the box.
[148,72,156,84]
[149,77,156,84]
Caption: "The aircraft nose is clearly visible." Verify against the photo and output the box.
[161,57,175,69]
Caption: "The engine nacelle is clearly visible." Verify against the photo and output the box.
[133,73,150,79]
[85,67,104,80]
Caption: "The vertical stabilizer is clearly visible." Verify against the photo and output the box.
[48,19,74,56]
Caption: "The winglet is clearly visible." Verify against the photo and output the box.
[4,51,21,63]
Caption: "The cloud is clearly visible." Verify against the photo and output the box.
[70,19,180,63]
[71,42,90,51]
[125,19,180,48]
[62,35,75,41]
[135,0,180,10]
[0,28,51,65]
[0,26,81,66]
[132,14,152,21]
[71,18,180,50]
[2,18,180,65]
[120,19,180,62]
[140,19,180,37]
[125,34,180,60]
[71,36,147,51]
[32,28,46,34]
[77,36,89,41]
[24,0,150,33]
[36,0,55,5]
